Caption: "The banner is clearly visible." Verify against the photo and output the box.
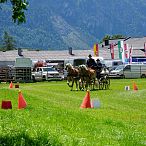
[93,44,99,56]
[118,41,122,60]
[144,42,146,56]
[129,46,132,64]
[124,43,129,59]
[118,41,125,62]
[110,43,114,59]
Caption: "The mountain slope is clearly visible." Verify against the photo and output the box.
[0,0,146,50]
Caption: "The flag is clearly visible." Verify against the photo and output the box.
[110,43,114,59]
[144,42,146,56]
[93,44,99,56]
[118,41,122,60]
[129,45,132,64]
[118,41,125,62]
[124,43,129,59]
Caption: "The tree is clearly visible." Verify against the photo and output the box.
[0,0,28,24]
[2,31,16,51]
[102,34,111,42]
[102,34,126,42]
[111,34,125,39]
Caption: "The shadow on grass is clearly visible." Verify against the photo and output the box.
[0,132,62,146]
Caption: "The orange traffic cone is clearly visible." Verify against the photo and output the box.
[9,81,13,88]
[80,90,91,108]
[18,90,27,109]
[133,82,138,91]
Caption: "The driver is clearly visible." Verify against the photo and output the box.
[86,54,96,69]
[96,59,102,79]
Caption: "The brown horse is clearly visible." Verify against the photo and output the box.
[65,63,79,91]
[78,65,97,90]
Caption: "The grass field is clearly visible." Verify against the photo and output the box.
[0,79,146,146]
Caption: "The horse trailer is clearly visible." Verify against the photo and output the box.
[64,58,86,67]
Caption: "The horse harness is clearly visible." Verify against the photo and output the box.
[67,68,79,78]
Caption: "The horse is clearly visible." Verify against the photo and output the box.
[78,65,97,90]
[65,63,79,91]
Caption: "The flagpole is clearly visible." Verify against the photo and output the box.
[144,42,146,57]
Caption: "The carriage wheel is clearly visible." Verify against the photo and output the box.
[98,78,104,90]
[104,77,110,89]
[99,82,104,90]
[94,80,98,90]
[90,80,95,90]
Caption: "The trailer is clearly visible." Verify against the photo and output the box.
[0,66,14,82]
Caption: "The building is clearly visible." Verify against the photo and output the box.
[0,37,146,67]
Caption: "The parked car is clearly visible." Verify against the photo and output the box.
[32,67,64,81]
[109,64,146,78]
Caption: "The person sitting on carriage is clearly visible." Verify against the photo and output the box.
[86,54,96,70]
[95,59,103,79]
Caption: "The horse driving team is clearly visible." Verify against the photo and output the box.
[65,54,105,91]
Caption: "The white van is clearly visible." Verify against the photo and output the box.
[109,64,146,78]
[104,59,123,71]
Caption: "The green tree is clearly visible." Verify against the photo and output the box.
[0,0,28,24]
[102,34,111,42]
[2,31,16,51]
[102,34,126,42]
[111,34,125,39]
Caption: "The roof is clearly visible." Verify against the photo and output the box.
[0,48,144,62]
[124,37,146,49]
[0,50,92,61]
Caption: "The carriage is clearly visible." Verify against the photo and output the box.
[97,68,110,90]
[65,63,110,91]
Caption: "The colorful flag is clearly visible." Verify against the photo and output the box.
[118,41,122,60]
[110,43,114,59]
[144,42,146,56]
[129,46,132,64]
[124,43,129,59]
[118,41,125,62]
[93,44,99,56]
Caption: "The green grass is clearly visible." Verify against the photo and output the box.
[0,79,146,146]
